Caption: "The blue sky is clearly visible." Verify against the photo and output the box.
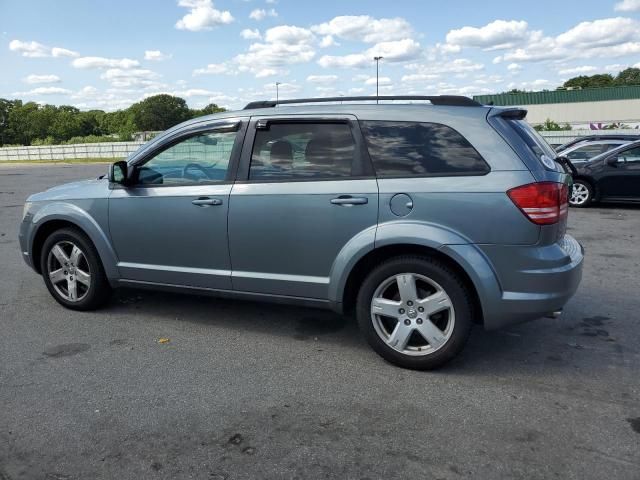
[2,0,640,111]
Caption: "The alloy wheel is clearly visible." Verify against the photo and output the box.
[47,241,92,302]
[370,273,455,356]
[570,183,590,206]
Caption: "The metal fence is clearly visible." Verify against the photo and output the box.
[0,141,145,162]
[1,129,639,162]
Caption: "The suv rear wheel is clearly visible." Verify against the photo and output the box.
[356,256,473,370]
[40,228,111,310]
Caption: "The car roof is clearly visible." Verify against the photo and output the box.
[557,134,640,152]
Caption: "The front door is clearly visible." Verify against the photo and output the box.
[228,117,378,299]
[600,145,640,199]
[109,121,245,290]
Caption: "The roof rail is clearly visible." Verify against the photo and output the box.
[243,95,481,110]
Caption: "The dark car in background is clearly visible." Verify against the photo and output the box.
[556,134,640,164]
[570,140,640,207]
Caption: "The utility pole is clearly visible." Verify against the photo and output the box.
[373,56,383,103]
[275,82,282,103]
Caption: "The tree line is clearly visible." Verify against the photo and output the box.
[0,94,225,147]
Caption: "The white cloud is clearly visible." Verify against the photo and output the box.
[240,28,261,40]
[23,74,61,84]
[364,76,392,86]
[100,68,161,88]
[318,53,369,69]
[51,47,79,58]
[615,0,640,11]
[319,35,338,48]
[311,15,412,43]
[446,20,530,50]
[255,68,279,78]
[500,17,640,63]
[72,56,140,69]
[175,0,234,31]
[367,39,421,62]
[249,8,277,21]
[264,25,314,44]
[306,74,338,84]
[12,86,72,96]
[401,73,440,84]
[557,65,598,76]
[507,62,521,71]
[318,38,421,69]
[9,40,79,58]
[144,50,172,61]
[233,25,315,77]
[193,62,234,75]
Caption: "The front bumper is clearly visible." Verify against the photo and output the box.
[478,234,584,330]
[19,218,35,270]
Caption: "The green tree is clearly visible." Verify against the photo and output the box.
[534,119,572,132]
[192,103,226,117]
[614,67,640,86]
[130,94,190,131]
[562,74,614,89]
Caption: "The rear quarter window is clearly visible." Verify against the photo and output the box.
[359,121,490,177]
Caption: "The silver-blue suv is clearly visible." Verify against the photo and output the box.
[19,96,583,369]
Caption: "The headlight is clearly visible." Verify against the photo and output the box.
[22,202,32,220]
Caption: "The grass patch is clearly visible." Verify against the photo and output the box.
[0,157,120,165]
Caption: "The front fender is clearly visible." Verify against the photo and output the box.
[29,201,120,282]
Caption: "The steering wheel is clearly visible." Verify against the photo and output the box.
[183,163,211,181]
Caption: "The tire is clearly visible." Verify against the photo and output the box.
[356,256,474,370]
[569,180,593,208]
[40,227,111,310]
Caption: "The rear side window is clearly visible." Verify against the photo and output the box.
[566,143,608,161]
[359,121,489,177]
[509,120,557,163]
[249,122,356,180]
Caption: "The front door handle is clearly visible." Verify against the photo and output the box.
[331,196,368,206]
[192,197,223,206]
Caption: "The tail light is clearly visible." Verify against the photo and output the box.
[507,182,569,225]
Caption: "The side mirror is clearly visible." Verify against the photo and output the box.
[108,160,128,184]
[605,155,619,166]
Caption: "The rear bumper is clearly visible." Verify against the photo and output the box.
[476,234,584,330]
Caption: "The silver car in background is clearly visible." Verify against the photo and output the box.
[19,96,583,369]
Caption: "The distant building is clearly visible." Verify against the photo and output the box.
[474,86,640,129]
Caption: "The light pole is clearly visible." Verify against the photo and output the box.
[275,82,282,103]
[373,56,383,103]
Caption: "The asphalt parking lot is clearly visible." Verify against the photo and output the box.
[0,163,639,480]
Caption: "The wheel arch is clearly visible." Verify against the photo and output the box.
[29,204,119,282]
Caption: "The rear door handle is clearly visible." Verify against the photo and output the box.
[192,197,223,206]
[330,196,368,206]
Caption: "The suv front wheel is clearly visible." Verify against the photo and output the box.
[40,228,112,310]
[356,256,473,370]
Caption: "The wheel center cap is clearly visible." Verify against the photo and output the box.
[407,308,417,319]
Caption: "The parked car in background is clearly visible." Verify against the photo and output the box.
[570,140,640,207]
[19,96,583,370]
[556,134,640,164]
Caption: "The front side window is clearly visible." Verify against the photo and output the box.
[135,130,237,185]
[360,121,489,177]
[618,146,640,167]
[249,122,356,180]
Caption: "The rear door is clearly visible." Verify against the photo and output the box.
[228,116,378,299]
